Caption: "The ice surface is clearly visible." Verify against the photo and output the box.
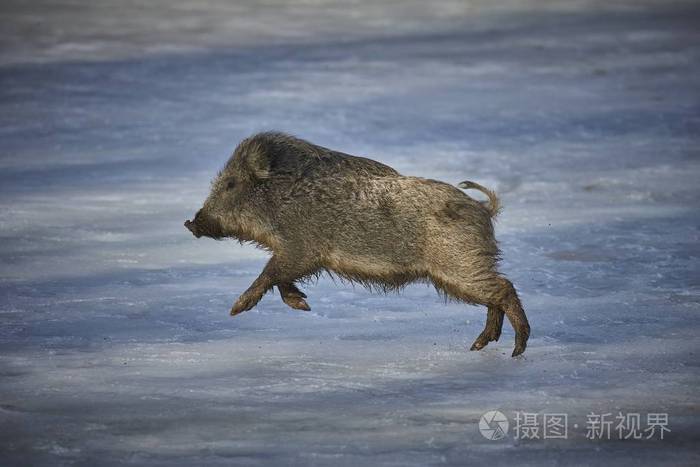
[1,0,699,465]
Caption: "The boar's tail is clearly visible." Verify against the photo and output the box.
[458,180,501,217]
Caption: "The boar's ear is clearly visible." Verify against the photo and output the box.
[245,149,270,181]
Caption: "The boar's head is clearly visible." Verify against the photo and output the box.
[185,140,273,244]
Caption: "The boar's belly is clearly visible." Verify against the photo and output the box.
[323,251,425,284]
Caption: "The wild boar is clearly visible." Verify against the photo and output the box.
[185,132,530,356]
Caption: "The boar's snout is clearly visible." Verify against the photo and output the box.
[184,209,225,240]
[184,219,201,238]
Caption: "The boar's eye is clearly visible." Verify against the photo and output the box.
[226,180,235,190]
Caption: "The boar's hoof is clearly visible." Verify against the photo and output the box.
[469,336,490,351]
[511,344,526,358]
[279,284,310,311]
[469,328,500,351]
[230,291,263,316]
[511,327,529,357]
[282,295,311,311]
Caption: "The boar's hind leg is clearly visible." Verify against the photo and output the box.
[278,282,311,311]
[470,305,504,351]
[231,256,315,316]
[439,274,529,357]
[489,277,530,357]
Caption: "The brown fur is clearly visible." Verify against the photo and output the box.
[185,132,530,356]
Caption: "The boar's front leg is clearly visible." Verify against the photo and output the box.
[230,256,314,316]
[278,283,311,311]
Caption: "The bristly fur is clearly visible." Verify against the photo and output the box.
[185,131,531,356]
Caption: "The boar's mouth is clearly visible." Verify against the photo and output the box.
[184,219,202,238]
[184,212,225,240]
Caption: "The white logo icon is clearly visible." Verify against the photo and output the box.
[479,410,509,440]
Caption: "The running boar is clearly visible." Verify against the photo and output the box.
[185,132,530,356]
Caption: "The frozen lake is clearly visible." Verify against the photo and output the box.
[1,1,699,465]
